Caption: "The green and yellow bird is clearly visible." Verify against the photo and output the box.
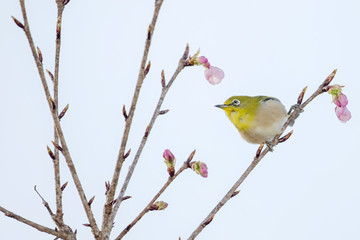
[215,96,288,145]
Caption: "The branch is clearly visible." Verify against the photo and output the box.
[187,69,338,239]
[116,150,196,239]
[17,0,100,238]
[34,185,62,227]
[53,0,65,227]
[0,205,67,239]
[101,0,165,234]
[105,45,189,235]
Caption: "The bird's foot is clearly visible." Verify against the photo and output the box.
[287,104,304,126]
[265,141,274,152]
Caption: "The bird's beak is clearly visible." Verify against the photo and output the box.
[215,104,227,109]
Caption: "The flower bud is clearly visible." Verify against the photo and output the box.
[198,56,210,68]
[150,201,168,211]
[163,149,176,177]
[190,161,208,178]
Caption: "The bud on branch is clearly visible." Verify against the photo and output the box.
[11,16,24,29]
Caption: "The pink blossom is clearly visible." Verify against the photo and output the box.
[327,85,351,123]
[333,92,348,107]
[191,54,224,84]
[204,66,224,85]
[191,161,208,178]
[335,106,352,123]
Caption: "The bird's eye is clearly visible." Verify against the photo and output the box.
[232,99,240,106]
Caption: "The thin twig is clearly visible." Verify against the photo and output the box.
[187,69,337,239]
[33,185,75,237]
[116,150,195,239]
[34,185,54,216]
[18,1,100,238]
[105,46,189,235]
[53,0,65,227]
[34,185,61,226]
[0,206,66,239]
[101,0,165,235]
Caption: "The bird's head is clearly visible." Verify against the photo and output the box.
[215,96,258,114]
[215,96,263,130]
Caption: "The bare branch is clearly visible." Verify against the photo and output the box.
[101,0,165,235]
[18,0,100,238]
[34,185,55,217]
[0,206,66,239]
[53,3,65,226]
[115,151,194,239]
[187,69,338,239]
[106,48,188,234]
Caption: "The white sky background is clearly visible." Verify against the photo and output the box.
[0,0,359,239]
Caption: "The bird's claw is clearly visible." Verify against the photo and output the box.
[288,104,304,115]
[287,104,304,126]
[265,141,274,152]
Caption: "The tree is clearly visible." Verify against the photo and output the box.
[1,0,357,239]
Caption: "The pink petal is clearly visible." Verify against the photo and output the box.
[339,93,348,107]
[335,106,351,123]
[333,93,348,107]
[333,96,341,107]
[200,163,208,178]
[204,66,224,85]
[198,56,208,64]
[163,149,175,162]
[198,56,210,68]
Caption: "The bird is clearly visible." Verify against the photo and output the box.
[215,96,289,148]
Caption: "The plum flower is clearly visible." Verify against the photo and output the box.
[327,84,351,123]
[192,54,224,85]
[204,66,225,85]
[335,106,351,123]
[163,149,176,177]
[190,161,208,178]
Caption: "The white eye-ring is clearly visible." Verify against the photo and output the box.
[232,99,240,106]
